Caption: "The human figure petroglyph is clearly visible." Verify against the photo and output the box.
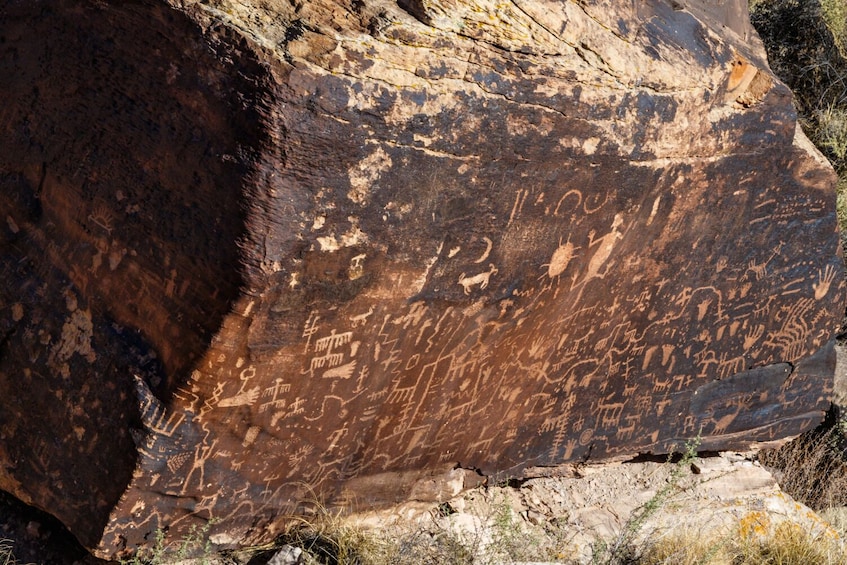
[218,366,260,408]
[181,424,219,495]
[326,424,349,452]
[350,253,367,269]
[458,263,498,294]
[349,253,366,280]
[352,364,369,393]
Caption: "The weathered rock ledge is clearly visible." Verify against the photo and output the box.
[0,0,844,559]
[343,449,842,565]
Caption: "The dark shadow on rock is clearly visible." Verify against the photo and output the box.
[0,489,110,565]
[0,0,271,552]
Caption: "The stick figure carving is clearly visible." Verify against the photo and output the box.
[181,423,219,494]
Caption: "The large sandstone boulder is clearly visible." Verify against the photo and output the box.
[0,0,844,558]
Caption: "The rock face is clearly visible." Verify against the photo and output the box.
[0,0,844,559]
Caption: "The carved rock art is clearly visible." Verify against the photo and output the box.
[0,0,845,559]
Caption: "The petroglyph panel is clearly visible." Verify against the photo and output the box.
[1,0,845,560]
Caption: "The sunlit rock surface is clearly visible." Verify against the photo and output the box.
[0,0,843,558]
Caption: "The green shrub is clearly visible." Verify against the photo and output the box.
[750,0,847,240]
[821,0,847,55]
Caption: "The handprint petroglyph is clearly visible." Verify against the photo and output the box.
[814,264,837,300]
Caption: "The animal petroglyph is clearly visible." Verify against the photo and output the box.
[571,214,625,290]
[585,215,624,277]
[458,264,498,294]
[746,243,783,281]
[543,236,580,280]
[349,306,374,327]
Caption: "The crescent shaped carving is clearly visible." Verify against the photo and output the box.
[474,237,493,264]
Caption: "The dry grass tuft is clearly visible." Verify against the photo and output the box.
[274,503,393,565]
[0,540,15,565]
[757,410,847,511]
[640,521,847,565]
[638,530,732,565]
[734,520,845,565]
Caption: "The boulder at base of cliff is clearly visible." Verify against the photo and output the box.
[0,0,844,559]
